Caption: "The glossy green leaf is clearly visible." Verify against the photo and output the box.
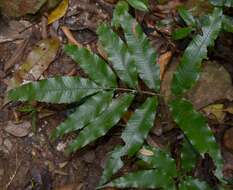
[210,0,233,7]
[170,99,222,178]
[179,177,211,190]
[172,27,193,40]
[98,169,175,189]
[50,92,113,140]
[126,0,148,11]
[66,93,134,153]
[8,76,100,104]
[181,138,199,172]
[99,145,126,185]
[171,8,223,96]
[222,15,233,33]
[112,1,160,91]
[99,97,158,185]
[138,146,177,177]
[97,24,138,88]
[121,97,158,156]
[178,6,196,27]
[64,45,117,87]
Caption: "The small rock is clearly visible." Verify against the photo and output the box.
[223,128,233,152]
[4,121,31,137]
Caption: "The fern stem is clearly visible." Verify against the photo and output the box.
[112,87,162,96]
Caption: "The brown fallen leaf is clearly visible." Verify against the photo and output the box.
[7,38,60,90]
[158,51,172,79]
[0,0,47,17]
[202,104,225,122]
[48,0,69,24]
[4,121,31,137]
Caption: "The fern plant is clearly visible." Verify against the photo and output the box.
[7,0,233,189]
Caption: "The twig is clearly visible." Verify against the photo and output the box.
[61,26,82,48]
[5,152,23,190]
[41,14,48,39]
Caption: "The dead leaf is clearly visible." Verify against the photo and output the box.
[48,0,69,25]
[0,0,47,17]
[7,38,60,90]
[187,61,233,109]
[158,51,172,79]
[202,104,225,122]
[139,148,154,156]
[4,121,31,137]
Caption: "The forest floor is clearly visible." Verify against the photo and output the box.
[0,0,233,190]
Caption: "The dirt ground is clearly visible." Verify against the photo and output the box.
[0,0,233,190]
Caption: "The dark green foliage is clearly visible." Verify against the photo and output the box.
[178,6,196,27]
[98,169,175,189]
[99,97,158,185]
[138,146,177,177]
[126,0,148,11]
[8,0,227,189]
[97,24,138,88]
[180,138,199,172]
[210,0,233,7]
[222,15,233,32]
[112,1,160,91]
[171,8,223,96]
[8,76,100,103]
[172,27,193,40]
[51,92,113,140]
[170,99,222,178]
[66,94,134,154]
[64,45,117,87]
[179,177,212,190]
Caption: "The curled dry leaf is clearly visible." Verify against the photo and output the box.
[4,121,31,137]
[158,51,172,80]
[7,38,60,90]
[47,0,69,25]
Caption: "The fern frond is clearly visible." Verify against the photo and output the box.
[97,24,138,88]
[66,93,134,154]
[112,1,160,91]
[99,97,158,185]
[64,45,117,87]
[171,8,223,96]
[8,76,100,103]
[51,92,113,140]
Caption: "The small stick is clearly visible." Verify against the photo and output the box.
[5,152,23,189]
[61,26,82,48]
